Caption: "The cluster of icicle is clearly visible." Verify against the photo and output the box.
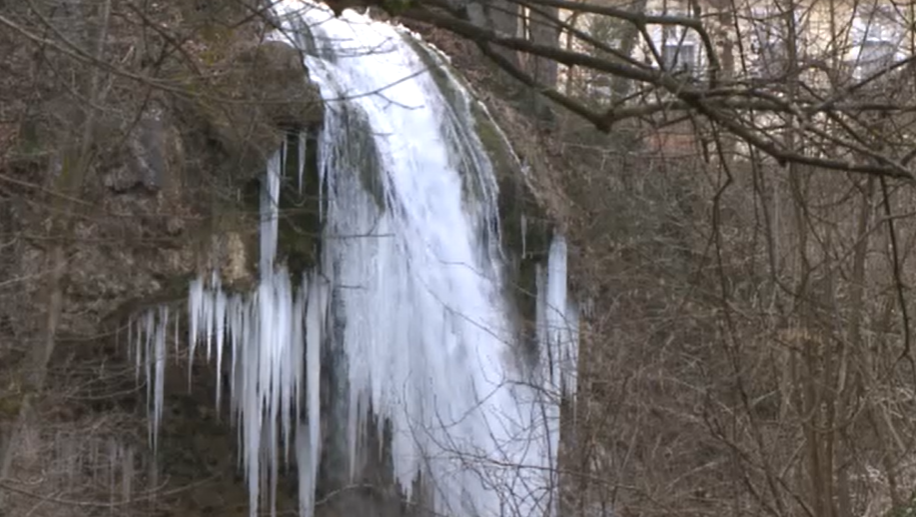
[130,2,579,517]
[131,149,328,517]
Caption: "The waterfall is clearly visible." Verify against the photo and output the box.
[131,2,578,517]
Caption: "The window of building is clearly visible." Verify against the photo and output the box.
[662,42,697,74]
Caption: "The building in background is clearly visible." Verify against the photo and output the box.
[552,0,914,155]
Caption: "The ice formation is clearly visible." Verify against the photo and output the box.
[130,2,579,517]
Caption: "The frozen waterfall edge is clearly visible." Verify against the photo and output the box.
[128,3,580,517]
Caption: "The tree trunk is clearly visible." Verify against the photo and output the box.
[0,0,110,499]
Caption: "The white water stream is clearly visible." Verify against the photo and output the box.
[132,2,578,516]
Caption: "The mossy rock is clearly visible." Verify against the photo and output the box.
[468,93,553,350]
[467,96,553,263]
[470,103,516,183]
[406,37,555,335]
[407,38,552,254]
[232,41,324,130]
[175,40,324,183]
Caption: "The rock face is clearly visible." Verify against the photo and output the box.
[1,36,326,351]
[101,106,180,193]
[0,15,324,499]
[238,41,324,130]
[178,39,324,183]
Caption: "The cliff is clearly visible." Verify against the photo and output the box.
[0,2,323,515]
[0,2,563,517]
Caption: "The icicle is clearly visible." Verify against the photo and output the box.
[153,306,167,453]
[298,272,325,517]
[130,315,140,382]
[285,278,307,465]
[188,277,203,384]
[143,312,153,446]
[521,213,527,259]
[281,134,288,173]
[132,306,168,454]
[174,310,180,365]
[204,277,213,363]
[260,151,283,273]
[296,424,313,517]
[298,131,307,195]
[215,285,227,411]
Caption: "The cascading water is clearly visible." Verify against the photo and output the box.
[131,2,578,517]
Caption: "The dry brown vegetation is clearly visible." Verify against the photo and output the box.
[558,134,916,517]
[548,18,916,517]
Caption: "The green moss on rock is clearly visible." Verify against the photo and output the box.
[467,94,554,350]
[410,39,553,263]
[406,35,556,341]
[470,103,515,182]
